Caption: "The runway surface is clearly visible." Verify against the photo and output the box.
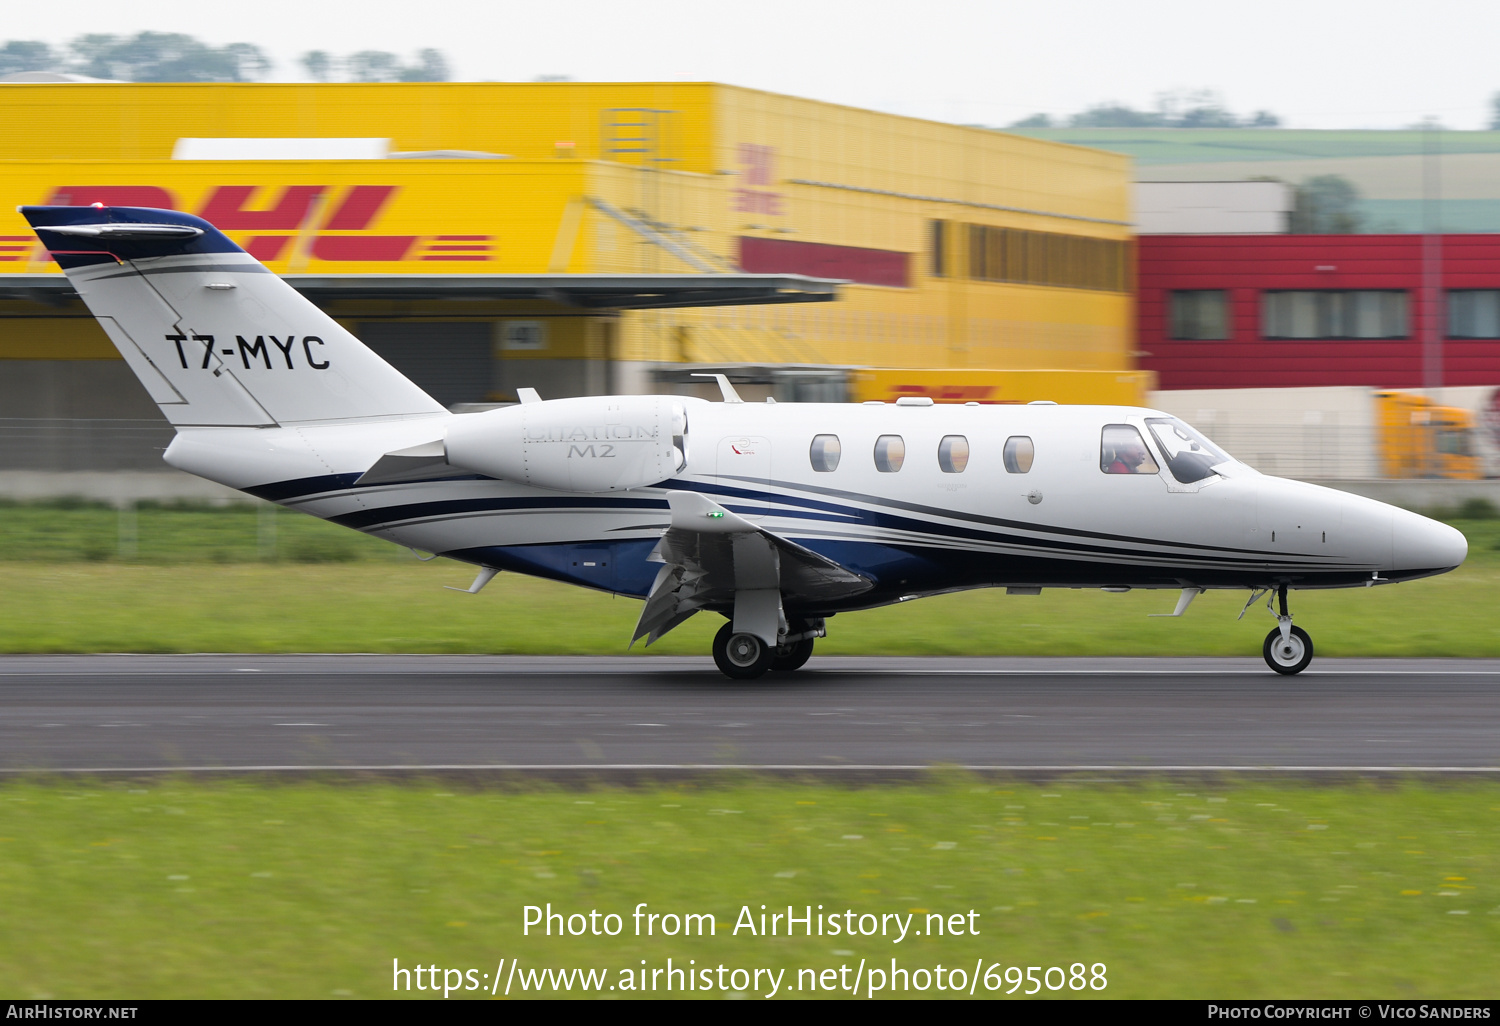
[8,654,1500,774]
[3,655,1499,774]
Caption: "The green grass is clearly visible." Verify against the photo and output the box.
[0,504,1496,656]
[0,500,399,565]
[1,778,1496,999]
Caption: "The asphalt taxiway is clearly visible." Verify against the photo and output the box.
[2,655,1498,774]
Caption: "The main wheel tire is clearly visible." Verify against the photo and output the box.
[770,637,815,673]
[1263,624,1313,675]
[713,622,773,680]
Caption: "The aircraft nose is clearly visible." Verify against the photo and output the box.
[1392,508,1468,572]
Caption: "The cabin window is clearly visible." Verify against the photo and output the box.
[874,434,906,472]
[1101,424,1160,475]
[1003,435,1035,474]
[809,434,841,472]
[937,435,969,473]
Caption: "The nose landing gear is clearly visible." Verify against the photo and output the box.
[1252,584,1314,675]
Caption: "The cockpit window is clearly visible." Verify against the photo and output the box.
[1146,417,1231,484]
[1101,424,1160,475]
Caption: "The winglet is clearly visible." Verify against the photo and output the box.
[516,387,542,404]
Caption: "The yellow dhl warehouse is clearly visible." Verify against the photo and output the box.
[0,80,1143,426]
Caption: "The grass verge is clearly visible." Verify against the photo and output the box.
[1,559,1498,656]
[0,505,1497,656]
[1,778,1496,999]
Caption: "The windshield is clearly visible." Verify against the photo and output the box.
[1146,417,1233,484]
[1438,429,1472,457]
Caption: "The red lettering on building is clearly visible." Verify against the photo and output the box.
[0,235,35,262]
[197,186,326,231]
[732,144,784,216]
[311,236,416,261]
[889,384,1002,403]
[738,144,775,186]
[733,189,785,215]
[243,237,293,262]
[323,186,399,230]
[418,235,493,261]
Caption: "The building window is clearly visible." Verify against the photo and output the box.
[1169,290,1231,340]
[937,435,969,473]
[1448,290,1500,339]
[874,434,905,473]
[809,434,841,472]
[1003,436,1035,474]
[967,225,1128,292]
[1262,290,1408,340]
[930,220,947,278]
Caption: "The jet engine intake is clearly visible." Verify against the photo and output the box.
[444,395,688,492]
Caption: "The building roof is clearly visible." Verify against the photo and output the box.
[0,272,844,310]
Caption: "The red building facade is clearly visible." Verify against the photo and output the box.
[1137,234,1500,390]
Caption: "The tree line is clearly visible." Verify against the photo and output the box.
[1009,89,1281,129]
[0,34,448,83]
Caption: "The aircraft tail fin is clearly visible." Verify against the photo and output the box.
[19,204,446,427]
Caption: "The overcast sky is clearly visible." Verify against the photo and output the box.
[6,0,1498,130]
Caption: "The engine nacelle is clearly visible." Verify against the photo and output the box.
[444,395,688,492]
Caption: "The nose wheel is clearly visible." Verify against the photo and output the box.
[1263,624,1313,674]
[1256,583,1314,675]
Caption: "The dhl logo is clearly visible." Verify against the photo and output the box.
[0,185,493,263]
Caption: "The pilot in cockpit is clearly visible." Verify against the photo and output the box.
[1101,425,1160,475]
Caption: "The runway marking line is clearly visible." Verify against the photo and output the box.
[5,764,1500,774]
[4,668,1500,677]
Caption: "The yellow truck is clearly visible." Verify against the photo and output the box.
[1375,391,1481,480]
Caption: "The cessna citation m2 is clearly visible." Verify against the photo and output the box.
[21,205,1468,678]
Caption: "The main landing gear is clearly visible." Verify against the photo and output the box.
[711,617,823,680]
[1258,584,1314,675]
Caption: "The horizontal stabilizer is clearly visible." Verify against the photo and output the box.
[42,222,203,241]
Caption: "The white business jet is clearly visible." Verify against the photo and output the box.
[21,205,1468,678]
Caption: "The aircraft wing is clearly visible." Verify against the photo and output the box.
[632,490,873,646]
